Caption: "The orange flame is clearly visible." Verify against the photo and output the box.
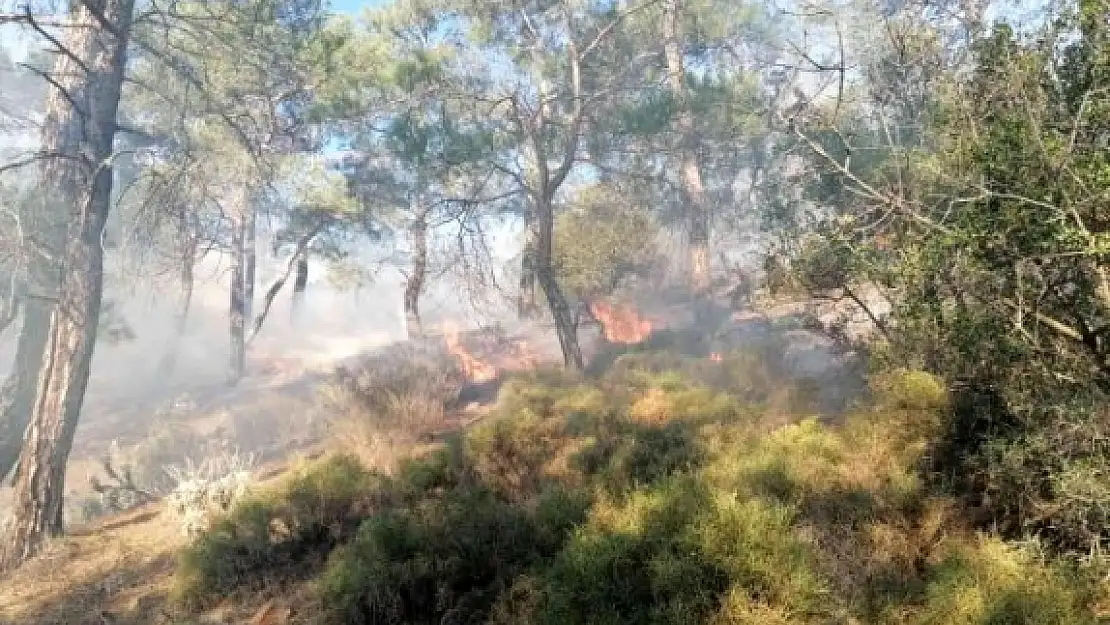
[589,299,653,344]
[709,352,722,363]
[443,321,498,382]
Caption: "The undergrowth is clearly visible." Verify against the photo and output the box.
[172,349,1108,624]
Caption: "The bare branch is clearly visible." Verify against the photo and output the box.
[245,218,327,344]
[17,61,84,117]
[578,0,663,61]
[16,8,92,75]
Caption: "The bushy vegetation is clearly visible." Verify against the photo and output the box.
[173,349,1108,623]
[320,343,465,467]
[770,5,1110,564]
[172,453,389,608]
[553,183,662,303]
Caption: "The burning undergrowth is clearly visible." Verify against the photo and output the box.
[584,296,868,415]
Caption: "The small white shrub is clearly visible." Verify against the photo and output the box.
[164,449,256,538]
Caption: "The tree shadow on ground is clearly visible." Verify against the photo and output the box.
[0,545,176,625]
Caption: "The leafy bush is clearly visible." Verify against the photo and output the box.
[174,352,1106,623]
[910,539,1096,625]
[522,478,734,625]
[322,343,464,467]
[172,453,386,608]
[553,183,661,302]
[318,485,587,625]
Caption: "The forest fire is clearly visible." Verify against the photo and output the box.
[589,299,653,344]
[442,321,499,383]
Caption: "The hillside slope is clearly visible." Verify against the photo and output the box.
[1,337,1106,625]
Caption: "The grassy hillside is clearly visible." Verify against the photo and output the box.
[151,346,1109,624]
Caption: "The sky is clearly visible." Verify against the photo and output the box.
[329,0,388,15]
[0,0,384,61]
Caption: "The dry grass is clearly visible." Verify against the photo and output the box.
[67,383,328,526]
[317,344,467,472]
[0,502,184,625]
[0,447,343,625]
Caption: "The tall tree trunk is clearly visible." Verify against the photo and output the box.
[1,0,134,569]
[290,252,307,326]
[518,215,539,319]
[663,0,710,294]
[0,303,50,484]
[535,198,583,369]
[228,213,247,384]
[404,206,429,339]
[244,203,257,321]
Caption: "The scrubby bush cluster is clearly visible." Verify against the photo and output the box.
[172,349,1108,623]
[766,7,1110,564]
[320,342,465,467]
[327,343,464,415]
[74,429,242,523]
[164,450,257,537]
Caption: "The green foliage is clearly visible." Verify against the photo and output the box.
[911,540,1095,625]
[524,479,733,625]
[318,483,585,625]
[771,1,1110,558]
[172,454,386,609]
[553,184,661,302]
[174,352,1104,624]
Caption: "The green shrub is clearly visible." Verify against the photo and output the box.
[626,382,741,426]
[317,484,588,625]
[910,539,1096,625]
[870,369,949,413]
[694,496,831,620]
[526,478,732,625]
[466,412,567,500]
[279,454,387,543]
[494,368,616,421]
[173,454,384,608]
[173,496,283,607]
[572,420,704,491]
[173,358,1107,624]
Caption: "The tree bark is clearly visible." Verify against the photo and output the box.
[244,203,257,321]
[535,198,583,370]
[228,213,247,384]
[290,252,307,326]
[518,215,539,319]
[249,224,323,344]
[404,206,429,339]
[1,0,134,569]
[663,0,711,294]
[0,303,50,484]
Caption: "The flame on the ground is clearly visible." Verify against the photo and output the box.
[709,352,723,363]
[589,299,653,344]
[442,321,499,382]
